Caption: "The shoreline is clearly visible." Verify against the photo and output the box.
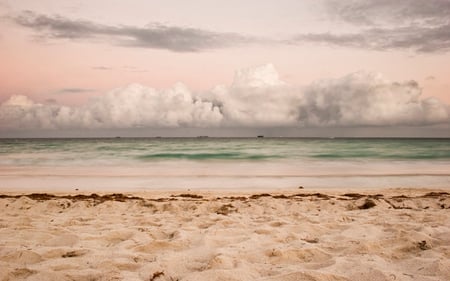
[1,188,449,280]
[2,159,449,192]
[2,175,450,192]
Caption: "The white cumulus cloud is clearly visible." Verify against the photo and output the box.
[0,64,448,131]
[206,64,299,126]
[299,71,449,126]
[0,83,223,130]
[83,83,223,128]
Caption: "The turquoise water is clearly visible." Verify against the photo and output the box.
[1,138,449,190]
[0,138,449,165]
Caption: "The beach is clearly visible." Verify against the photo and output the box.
[2,0,450,279]
[1,138,449,280]
[1,188,449,281]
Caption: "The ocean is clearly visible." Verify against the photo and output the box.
[1,138,449,191]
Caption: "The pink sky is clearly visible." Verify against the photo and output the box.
[0,0,449,136]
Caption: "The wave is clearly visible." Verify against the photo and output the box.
[137,152,279,160]
[312,152,450,160]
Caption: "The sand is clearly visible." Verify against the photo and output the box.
[0,189,449,281]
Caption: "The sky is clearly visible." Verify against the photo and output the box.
[0,0,449,137]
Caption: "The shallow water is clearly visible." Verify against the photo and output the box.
[1,138,449,191]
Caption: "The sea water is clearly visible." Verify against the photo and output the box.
[0,138,449,191]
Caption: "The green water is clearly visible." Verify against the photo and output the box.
[1,138,449,190]
[0,138,449,165]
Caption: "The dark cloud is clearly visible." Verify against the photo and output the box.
[12,5,449,53]
[56,88,94,94]
[12,11,250,52]
[293,0,450,53]
[325,0,450,26]
[293,23,450,52]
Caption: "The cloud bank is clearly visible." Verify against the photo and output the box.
[325,0,450,26]
[294,0,450,53]
[12,3,450,54]
[1,64,449,131]
[12,11,249,52]
[294,24,450,53]
[299,72,448,126]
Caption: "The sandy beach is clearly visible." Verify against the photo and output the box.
[2,0,450,279]
[0,188,449,281]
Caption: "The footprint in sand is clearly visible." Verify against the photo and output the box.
[103,230,135,246]
[265,247,335,269]
[43,233,79,247]
[1,250,43,265]
[2,268,37,280]
[261,271,349,281]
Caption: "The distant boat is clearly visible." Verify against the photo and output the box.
[197,136,209,138]
[257,135,264,138]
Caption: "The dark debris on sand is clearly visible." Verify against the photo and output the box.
[0,191,448,210]
[171,194,204,199]
[216,204,237,215]
[0,193,143,204]
[358,199,377,209]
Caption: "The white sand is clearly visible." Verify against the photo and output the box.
[0,189,449,281]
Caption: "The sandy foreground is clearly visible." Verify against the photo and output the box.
[0,188,449,281]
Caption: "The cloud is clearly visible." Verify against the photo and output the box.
[325,0,450,26]
[205,64,300,126]
[56,88,94,94]
[12,11,250,52]
[299,72,449,126]
[293,24,450,52]
[0,65,449,130]
[293,0,450,53]
[11,6,449,53]
[0,83,223,130]
[92,66,112,70]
